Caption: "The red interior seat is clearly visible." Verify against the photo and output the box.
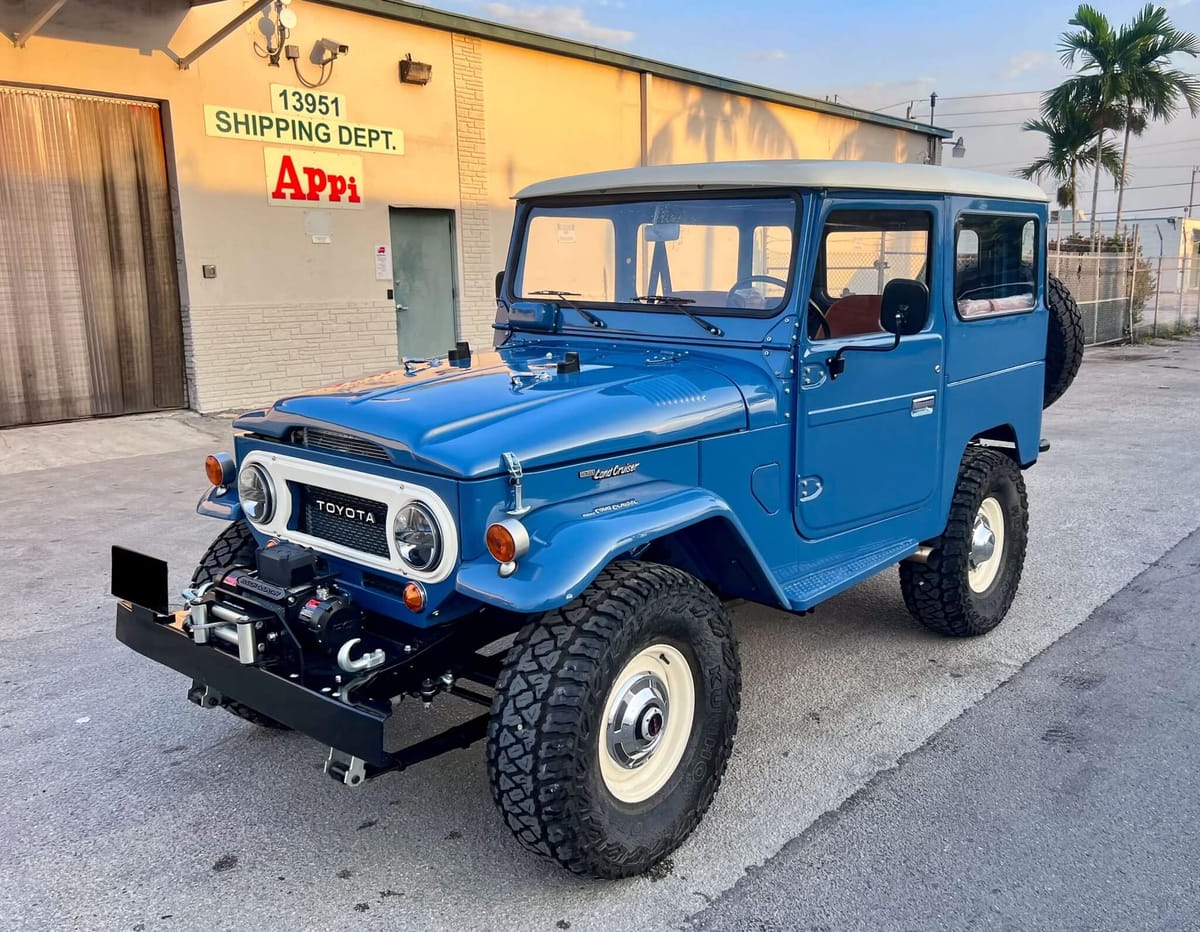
[824,294,883,338]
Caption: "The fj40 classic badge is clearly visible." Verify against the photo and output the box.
[113,161,1083,878]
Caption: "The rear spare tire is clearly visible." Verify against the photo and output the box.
[1044,273,1084,408]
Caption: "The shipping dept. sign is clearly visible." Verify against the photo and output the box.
[205,105,403,155]
[264,147,364,210]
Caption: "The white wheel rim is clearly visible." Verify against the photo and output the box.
[968,496,1005,593]
[598,643,695,804]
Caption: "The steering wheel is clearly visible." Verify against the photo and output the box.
[807,299,832,340]
[726,275,789,308]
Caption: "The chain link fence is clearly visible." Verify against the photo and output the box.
[1051,248,1200,345]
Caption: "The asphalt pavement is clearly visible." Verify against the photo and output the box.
[692,527,1200,932]
[1,337,1198,932]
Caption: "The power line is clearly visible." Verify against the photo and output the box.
[935,105,1042,118]
[944,120,1030,129]
[875,89,1047,112]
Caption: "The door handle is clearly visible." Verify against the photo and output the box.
[396,304,409,312]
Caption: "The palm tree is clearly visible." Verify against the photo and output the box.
[1048,4,1200,244]
[1108,5,1199,231]
[1017,106,1123,237]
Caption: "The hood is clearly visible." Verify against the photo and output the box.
[236,344,753,478]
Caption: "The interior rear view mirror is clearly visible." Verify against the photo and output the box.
[643,223,680,243]
[879,278,930,336]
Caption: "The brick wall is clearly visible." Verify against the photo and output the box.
[184,301,398,412]
[451,34,496,350]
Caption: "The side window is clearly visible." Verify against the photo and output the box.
[955,215,1037,318]
[815,209,931,340]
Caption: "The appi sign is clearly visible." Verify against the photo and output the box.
[264,147,364,210]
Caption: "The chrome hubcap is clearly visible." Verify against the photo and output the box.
[968,497,1005,593]
[969,514,997,570]
[599,643,695,804]
[605,672,670,769]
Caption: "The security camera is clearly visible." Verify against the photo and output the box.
[310,38,349,64]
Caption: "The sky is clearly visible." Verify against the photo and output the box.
[430,0,1200,232]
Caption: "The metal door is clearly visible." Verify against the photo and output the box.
[389,208,458,360]
[0,86,185,427]
[794,199,945,540]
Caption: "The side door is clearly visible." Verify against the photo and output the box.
[794,199,946,539]
[389,207,459,360]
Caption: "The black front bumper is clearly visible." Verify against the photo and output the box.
[116,602,392,766]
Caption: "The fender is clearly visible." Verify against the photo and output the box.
[455,480,788,614]
[197,484,242,521]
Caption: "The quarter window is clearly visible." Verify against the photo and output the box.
[955,216,1037,318]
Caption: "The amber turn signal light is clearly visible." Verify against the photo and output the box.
[205,452,235,487]
[486,519,530,565]
[486,524,517,564]
[403,582,426,612]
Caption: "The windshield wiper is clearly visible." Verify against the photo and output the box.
[528,290,607,329]
[632,295,724,337]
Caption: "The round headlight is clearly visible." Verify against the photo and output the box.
[394,502,442,572]
[237,464,275,524]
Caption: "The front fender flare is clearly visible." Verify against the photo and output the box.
[197,484,242,521]
[454,481,787,614]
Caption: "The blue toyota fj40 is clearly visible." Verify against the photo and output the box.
[114,160,1083,878]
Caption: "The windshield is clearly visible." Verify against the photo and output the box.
[514,195,797,316]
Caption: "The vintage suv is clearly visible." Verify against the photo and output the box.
[114,161,1083,878]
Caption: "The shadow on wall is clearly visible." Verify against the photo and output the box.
[647,86,926,166]
[649,87,799,164]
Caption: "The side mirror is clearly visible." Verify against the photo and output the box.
[495,270,505,300]
[826,278,930,381]
[879,278,930,336]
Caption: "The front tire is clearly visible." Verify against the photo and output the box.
[191,520,289,731]
[899,447,1029,637]
[486,561,741,878]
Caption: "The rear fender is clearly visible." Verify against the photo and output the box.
[454,481,787,614]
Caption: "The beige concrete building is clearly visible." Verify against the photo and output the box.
[0,0,946,426]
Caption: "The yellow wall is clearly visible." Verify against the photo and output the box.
[0,0,935,412]
[646,77,928,166]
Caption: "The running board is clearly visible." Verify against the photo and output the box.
[778,538,919,611]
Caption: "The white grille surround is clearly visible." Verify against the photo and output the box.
[237,451,459,585]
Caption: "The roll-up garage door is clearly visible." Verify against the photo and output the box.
[0,86,185,427]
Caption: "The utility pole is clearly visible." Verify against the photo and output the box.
[927,92,938,164]
[1188,165,1197,219]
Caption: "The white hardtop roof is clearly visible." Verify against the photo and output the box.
[516,160,1049,203]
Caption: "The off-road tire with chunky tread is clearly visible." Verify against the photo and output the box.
[190,520,289,730]
[486,560,741,878]
[1044,273,1084,408]
[899,447,1028,637]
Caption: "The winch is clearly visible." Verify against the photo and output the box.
[182,541,378,673]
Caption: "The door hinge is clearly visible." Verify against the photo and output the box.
[798,476,824,502]
[800,365,827,390]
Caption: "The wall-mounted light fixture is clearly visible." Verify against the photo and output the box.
[924,135,966,164]
[399,53,433,86]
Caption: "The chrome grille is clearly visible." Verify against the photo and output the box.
[294,427,389,461]
[297,485,390,558]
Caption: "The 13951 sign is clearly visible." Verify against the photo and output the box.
[270,83,346,118]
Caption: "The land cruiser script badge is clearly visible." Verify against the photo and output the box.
[579,462,639,481]
[315,499,377,524]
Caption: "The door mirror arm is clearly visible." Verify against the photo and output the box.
[826,332,901,380]
[826,279,930,380]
